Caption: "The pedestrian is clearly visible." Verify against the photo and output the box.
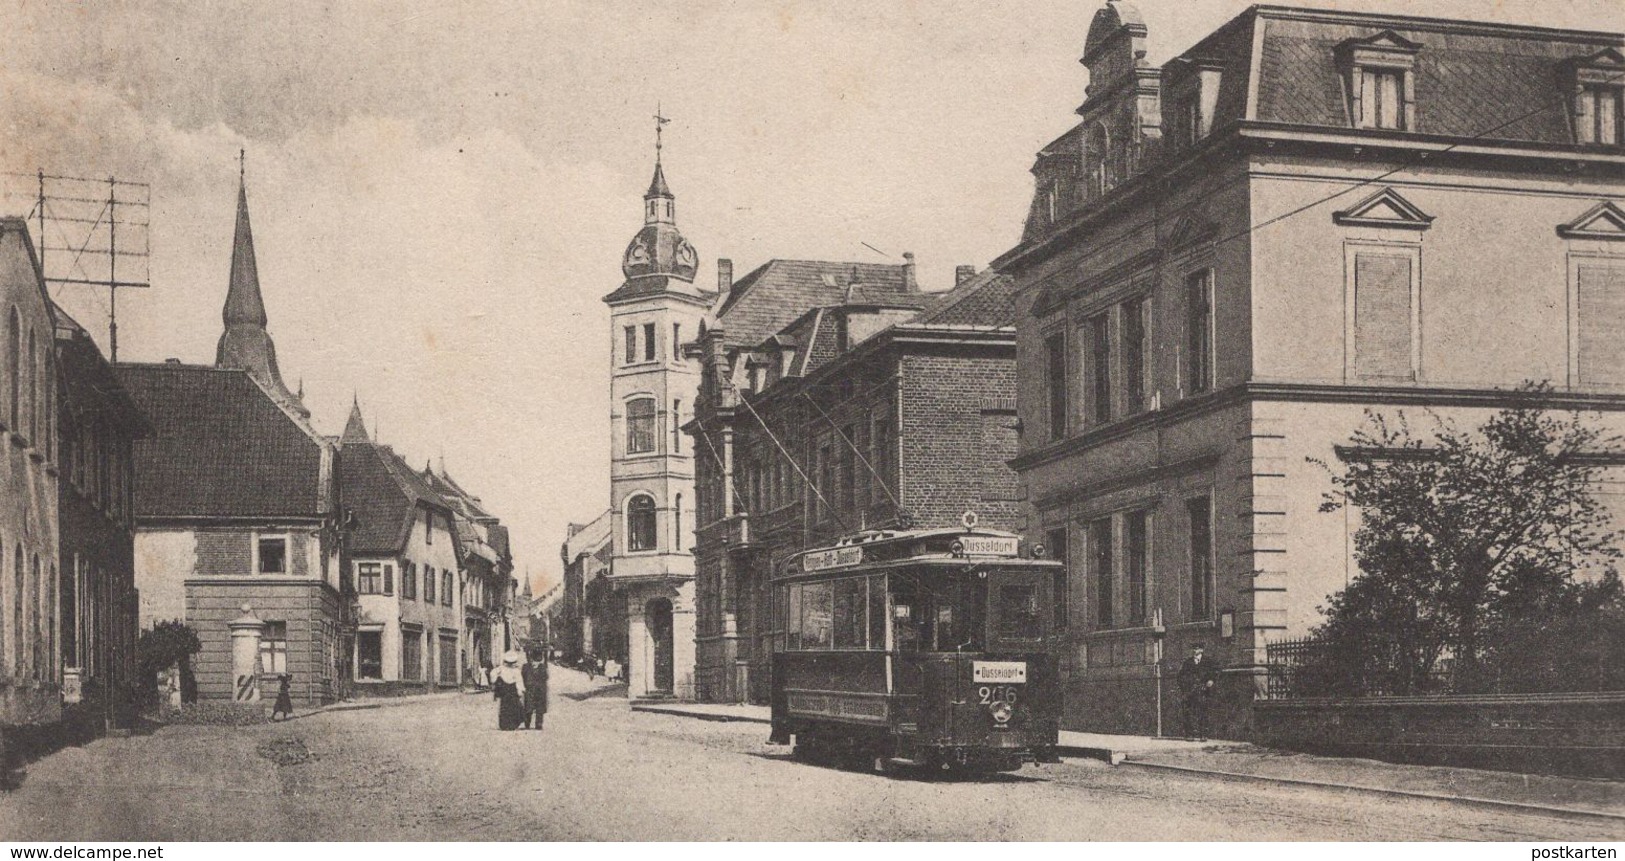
[585,654,597,681]
[522,647,549,730]
[1177,643,1220,740]
[491,650,527,731]
[271,673,294,721]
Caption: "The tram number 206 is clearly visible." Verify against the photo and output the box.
[977,685,1019,705]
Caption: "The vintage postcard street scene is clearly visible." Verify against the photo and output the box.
[0,0,1623,844]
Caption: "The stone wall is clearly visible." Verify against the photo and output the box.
[1254,692,1625,777]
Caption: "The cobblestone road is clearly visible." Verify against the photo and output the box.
[2,673,1619,841]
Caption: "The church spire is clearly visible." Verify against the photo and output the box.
[341,395,369,444]
[216,150,307,417]
[222,150,268,329]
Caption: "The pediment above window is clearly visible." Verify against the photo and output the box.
[1563,47,1625,86]
[1332,187,1434,230]
[1166,213,1220,251]
[1557,201,1625,241]
[1336,30,1423,66]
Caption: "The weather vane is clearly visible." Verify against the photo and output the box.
[654,103,670,157]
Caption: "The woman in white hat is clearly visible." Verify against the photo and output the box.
[491,650,527,731]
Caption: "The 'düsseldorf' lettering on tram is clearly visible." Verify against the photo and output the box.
[767,524,1063,773]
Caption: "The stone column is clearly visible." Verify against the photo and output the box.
[626,590,649,699]
[228,604,266,703]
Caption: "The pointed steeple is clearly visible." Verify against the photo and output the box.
[341,396,369,445]
[646,160,672,203]
[222,161,268,329]
[216,151,308,417]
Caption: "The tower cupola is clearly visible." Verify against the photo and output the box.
[621,113,698,284]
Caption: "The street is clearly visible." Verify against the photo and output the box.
[2,670,1619,842]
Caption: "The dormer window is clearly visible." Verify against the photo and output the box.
[1578,86,1621,145]
[1565,50,1625,147]
[1337,31,1421,132]
[1163,59,1222,152]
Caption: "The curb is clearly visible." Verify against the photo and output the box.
[1121,759,1625,826]
[630,704,771,725]
[1057,744,1127,766]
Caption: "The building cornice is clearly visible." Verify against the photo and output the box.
[1012,381,1625,471]
[997,120,1625,276]
[1249,5,1624,46]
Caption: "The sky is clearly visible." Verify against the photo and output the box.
[3,0,1620,594]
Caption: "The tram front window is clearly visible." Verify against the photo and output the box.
[892,571,986,652]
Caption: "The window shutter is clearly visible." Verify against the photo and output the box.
[1352,254,1413,379]
[1578,263,1625,384]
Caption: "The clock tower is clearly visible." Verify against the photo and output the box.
[602,121,708,699]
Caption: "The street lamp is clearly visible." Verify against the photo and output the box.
[1150,607,1166,738]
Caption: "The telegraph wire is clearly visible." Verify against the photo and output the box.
[798,390,905,512]
[737,390,851,533]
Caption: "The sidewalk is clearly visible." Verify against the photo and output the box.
[628,699,1624,822]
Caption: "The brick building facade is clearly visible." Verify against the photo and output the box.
[688,265,1021,703]
[999,3,1625,736]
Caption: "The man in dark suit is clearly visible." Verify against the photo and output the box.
[522,647,550,730]
[1177,644,1220,740]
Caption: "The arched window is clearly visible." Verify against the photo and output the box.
[1085,122,1112,199]
[627,495,657,551]
[674,492,683,551]
[626,397,656,454]
[13,544,24,672]
[31,554,41,678]
[28,329,38,443]
[7,307,18,429]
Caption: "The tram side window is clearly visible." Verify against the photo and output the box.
[833,578,866,649]
[787,576,887,651]
[803,581,834,649]
[786,584,803,650]
[868,576,886,649]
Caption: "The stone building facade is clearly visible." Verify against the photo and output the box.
[337,404,464,692]
[688,266,1022,703]
[54,305,148,734]
[0,218,64,737]
[999,3,1625,735]
[601,148,709,699]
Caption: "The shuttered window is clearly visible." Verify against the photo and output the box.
[1352,253,1414,379]
[1578,263,1625,385]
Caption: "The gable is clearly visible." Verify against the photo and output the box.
[1333,187,1435,230]
[1558,201,1625,241]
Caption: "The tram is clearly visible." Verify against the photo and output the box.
[768,523,1062,773]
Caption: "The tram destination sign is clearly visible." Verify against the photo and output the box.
[959,535,1019,557]
[802,546,864,572]
[973,661,1027,683]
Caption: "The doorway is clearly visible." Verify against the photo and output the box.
[647,598,674,694]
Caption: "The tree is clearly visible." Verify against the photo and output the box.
[1308,385,1624,695]
[136,621,203,708]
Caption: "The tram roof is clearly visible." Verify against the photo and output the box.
[775,527,1060,582]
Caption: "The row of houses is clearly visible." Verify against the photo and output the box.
[564,2,1625,734]
[1,165,524,759]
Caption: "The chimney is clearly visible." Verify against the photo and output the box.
[901,252,918,292]
[956,264,977,286]
[717,258,733,294]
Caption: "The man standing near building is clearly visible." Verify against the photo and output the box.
[1178,644,1220,740]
